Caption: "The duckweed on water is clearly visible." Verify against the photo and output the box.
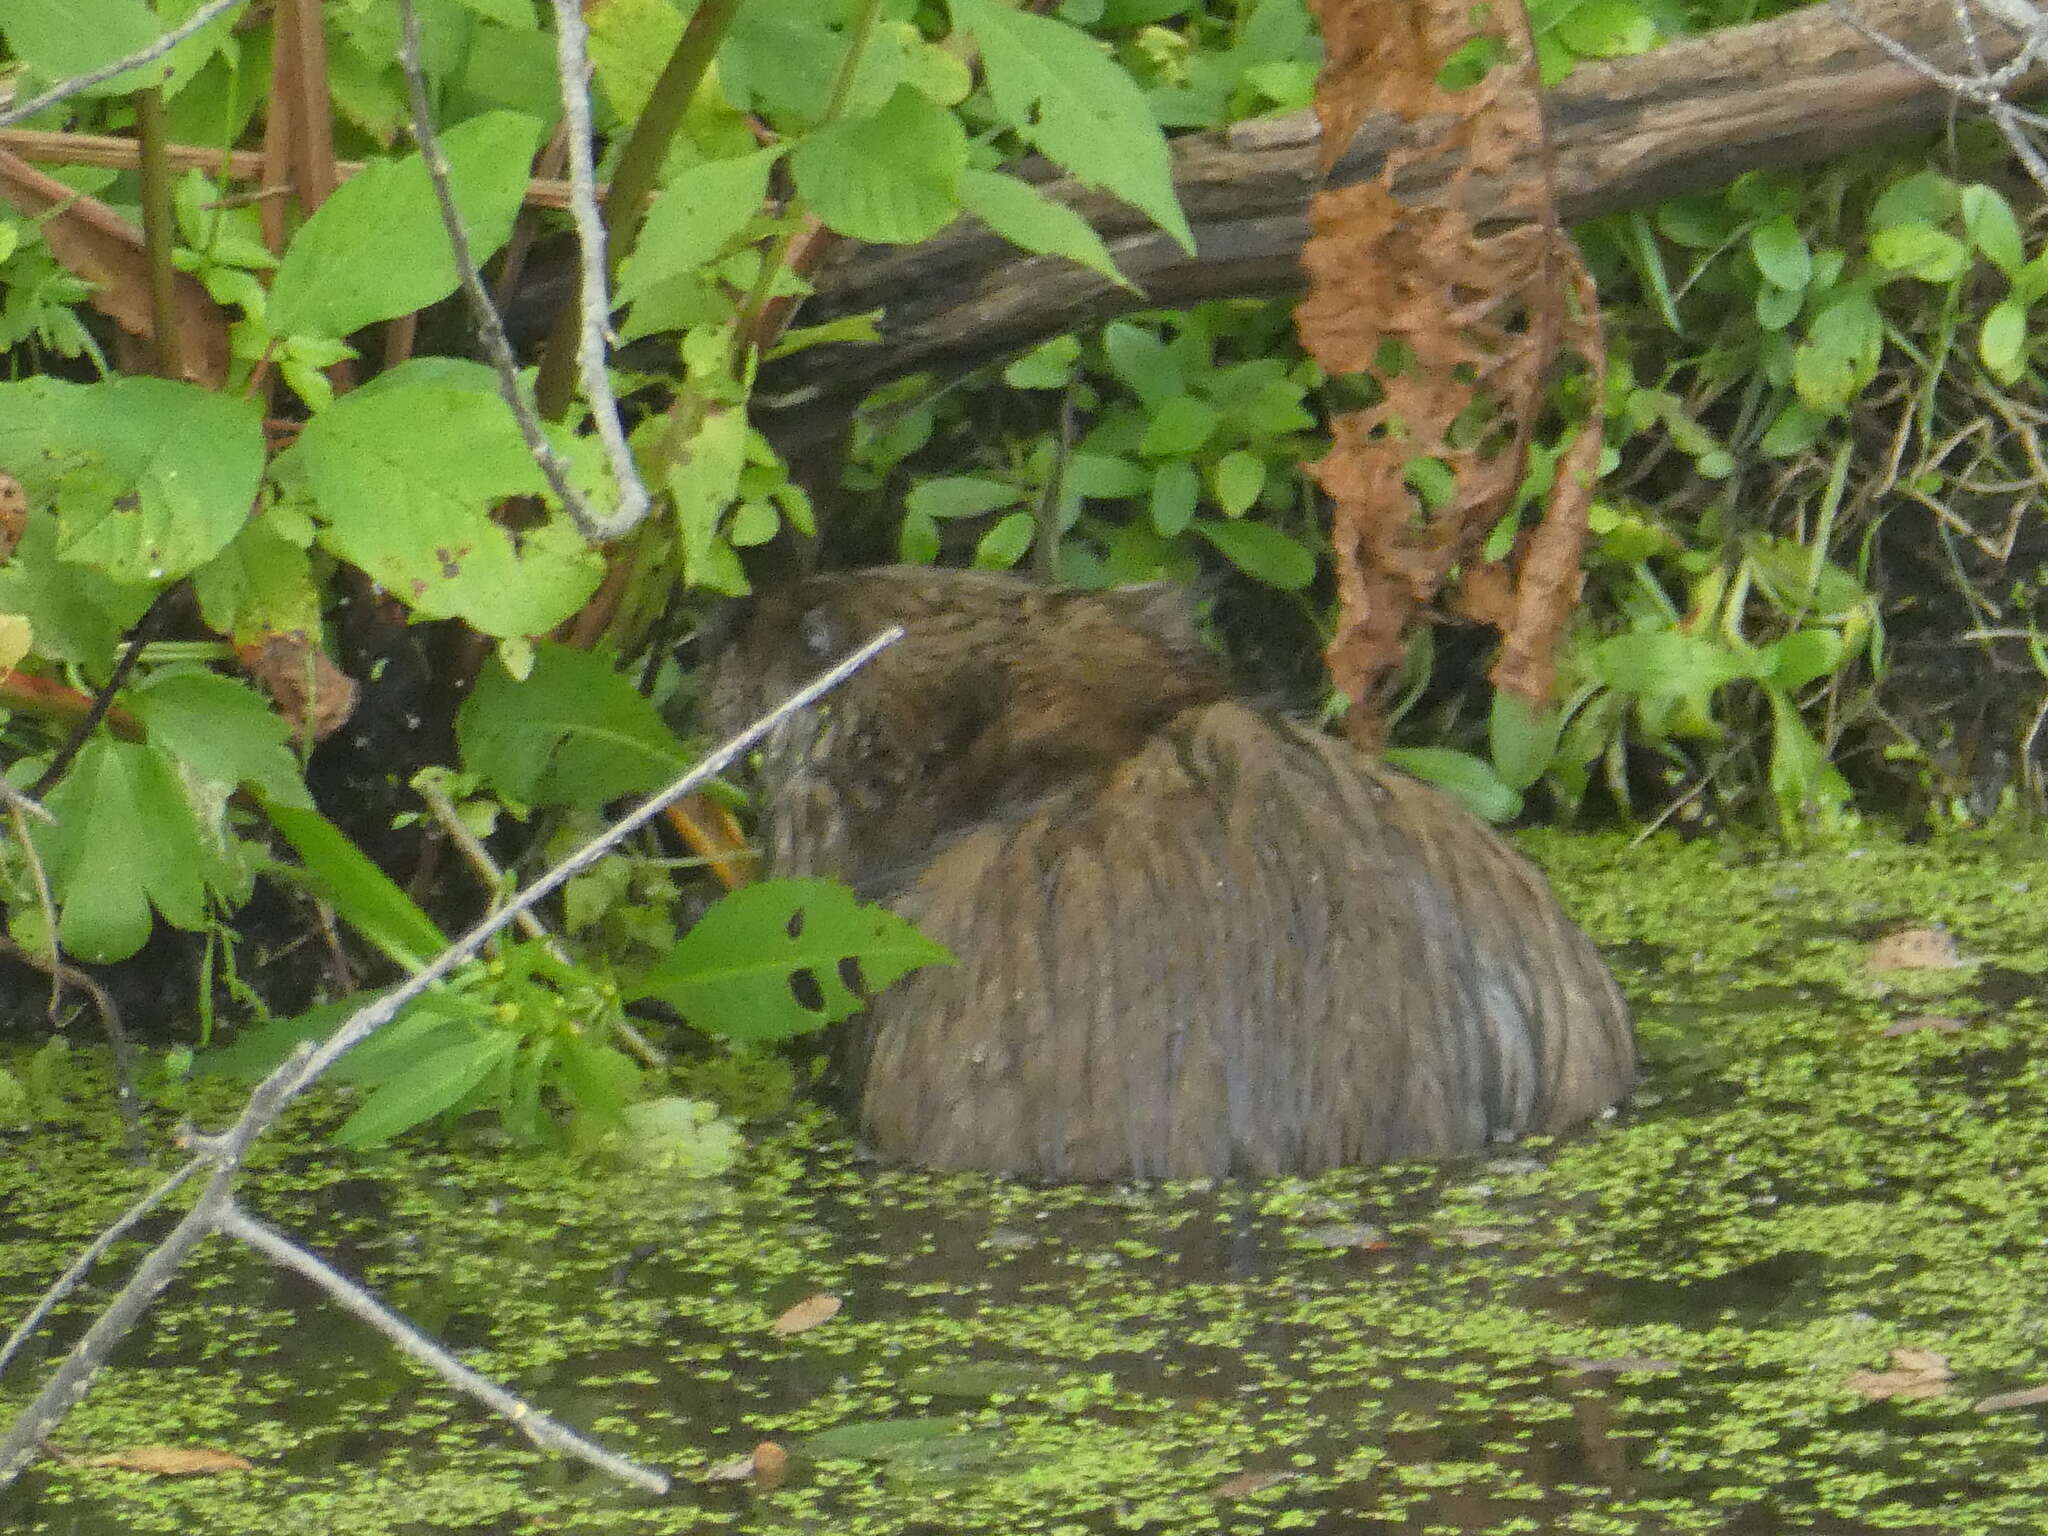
[7,830,2048,1533]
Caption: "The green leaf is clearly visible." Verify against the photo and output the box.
[555,1034,644,1123]
[0,513,150,669]
[1489,691,1564,792]
[630,879,954,1043]
[1065,452,1150,497]
[617,148,784,303]
[191,517,322,642]
[1190,518,1314,589]
[264,803,449,970]
[1100,323,1183,406]
[1552,0,1660,58]
[1764,683,1850,837]
[457,643,691,809]
[199,994,383,1081]
[668,405,751,596]
[1870,169,1958,230]
[1139,394,1221,457]
[951,0,1194,253]
[1756,628,1845,691]
[1588,630,1754,696]
[973,511,1036,569]
[269,111,544,340]
[2,0,226,97]
[1761,400,1826,457]
[126,670,312,808]
[1749,216,1810,290]
[1962,184,2025,276]
[1980,296,2028,384]
[0,377,264,585]
[1383,747,1522,824]
[299,381,604,635]
[1753,280,1802,332]
[1209,451,1265,516]
[1003,335,1081,389]
[34,738,234,962]
[790,85,965,244]
[587,0,687,118]
[1792,289,1883,413]
[1868,221,1968,283]
[899,509,942,564]
[335,1033,517,1147]
[905,476,1024,520]
[957,169,1128,286]
[1149,459,1199,536]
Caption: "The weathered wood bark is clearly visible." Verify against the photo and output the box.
[759,0,2048,444]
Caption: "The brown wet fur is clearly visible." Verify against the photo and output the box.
[707,567,1635,1181]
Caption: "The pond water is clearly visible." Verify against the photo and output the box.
[6,830,2048,1534]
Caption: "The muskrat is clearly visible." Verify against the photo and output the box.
[706,566,1634,1180]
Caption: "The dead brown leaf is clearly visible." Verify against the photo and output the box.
[771,1293,842,1336]
[1298,0,1603,728]
[235,633,359,743]
[1214,1469,1297,1498]
[0,150,232,386]
[1868,926,1962,972]
[1881,1013,1965,1037]
[751,1439,789,1489]
[1974,1384,2048,1413]
[1844,1348,1952,1401]
[83,1446,254,1476]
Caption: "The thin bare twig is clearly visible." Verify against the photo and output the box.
[221,1204,662,1490]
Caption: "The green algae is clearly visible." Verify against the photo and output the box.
[8,829,2048,1532]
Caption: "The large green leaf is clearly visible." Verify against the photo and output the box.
[1191,517,1314,589]
[269,111,543,340]
[1587,630,1754,696]
[298,381,604,636]
[957,169,1126,285]
[1,0,227,98]
[335,1033,517,1147]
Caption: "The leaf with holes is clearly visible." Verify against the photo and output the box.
[630,879,954,1042]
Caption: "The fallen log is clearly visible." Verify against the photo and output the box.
[759,0,2048,441]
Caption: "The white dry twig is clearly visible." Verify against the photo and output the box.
[1828,0,2048,193]
[546,0,652,537]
